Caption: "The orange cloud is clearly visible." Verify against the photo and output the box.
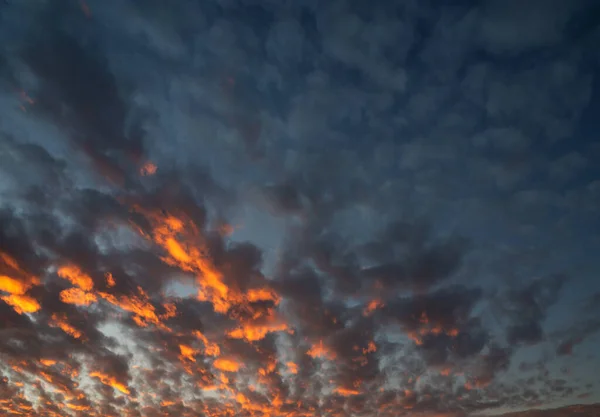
[57,264,94,291]
[246,287,280,304]
[213,358,242,373]
[179,344,197,363]
[363,298,384,316]
[334,387,361,396]
[59,288,97,306]
[0,251,40,298]
[98,286,162,328]
[227,314,289,342]
[50,313,83,339]
[105,271,116,287]
[131,208,234,314]
[140,161,158,176]
[89,371,130,395]
[363,340,377,354]
[286,362,298,374]
[405,312,462,345]
[0,275,29,295]
[66,403,91,412]
[193,331,220,357]
[307,340,336,360]
[1,293,40,314]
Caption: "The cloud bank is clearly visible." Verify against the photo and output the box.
[0,1,599,416]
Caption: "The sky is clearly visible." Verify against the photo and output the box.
[0,0,599,416]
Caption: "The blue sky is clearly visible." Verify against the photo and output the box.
[0,1,599,416]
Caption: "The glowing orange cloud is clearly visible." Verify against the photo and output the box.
[128,206,287,334]
[213,358,242,372]
[307,340,336,360]
[0,275,29,295]
[405,312,461,345]
[334,387,361,396]
[258,357,277,377]
[98,286,164,329]
[363,340,377,354]
[89,372,130,395]
[440,367,452,376]
[57,264,94,291]
[363,298,384,316]
[193,331,220,356]
[50,313,83,339]
[66,403,91,412]
[131,208,234,313]
[0,252,20,270]
[0,251,40,299]
[161,302,177,320]
[59,288,97,306]
[179,344,197,363]
[246,287,280,304]
[446,328,459,337]
[140,161,157,176]
[287,362,298,374]
[1,293,40,314]
[227,314,289,342]
[105,271,116,287]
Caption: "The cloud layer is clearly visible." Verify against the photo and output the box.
[0,1,599,416]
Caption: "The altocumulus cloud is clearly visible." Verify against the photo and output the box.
[0,0,599,416]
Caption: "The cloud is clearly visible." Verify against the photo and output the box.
[477,0,592,53]
[479,403,600,417]
[501,274,567,345]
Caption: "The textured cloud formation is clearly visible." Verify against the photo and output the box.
[0,1,599,416]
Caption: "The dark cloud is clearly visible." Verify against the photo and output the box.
[19,4,146,185]
[501,274,567,345]
[385,286,486,366]
[556,317,600,356]
[476,346,513,387]
[477,0,595,53]
[360,220,469,292]
[262,182,305,215]
[485,403,600,417]
[507,322,544,346]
